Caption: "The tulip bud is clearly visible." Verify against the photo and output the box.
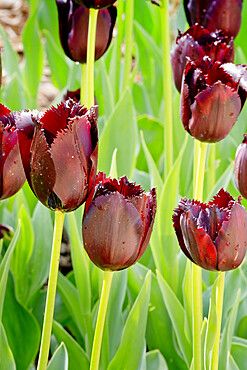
[16,99,98,212]
[180,57,247,143]
[173,188,247,271]
[0,104,26,200]
[82,172,157,271]
[56,0,117,64]
[171,25,234,92]
[74,0,116,8]
[235,134,247,199]
[184,0,243,39]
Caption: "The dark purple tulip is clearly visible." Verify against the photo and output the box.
[180,57,247,142]
[0,104,26,200]
[173,188,247,271]
[0,223,13,239]
[74,0,116,8]
[16,99,98,212]
[56,0,117,64]
[235,134,247,199]
[184,0,243,38]
[171,24,234,92]
[82,172,157,271]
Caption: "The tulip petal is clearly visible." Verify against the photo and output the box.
[235,139,247,199]
[0,104,11,116]
[30,128,56,206]
[50,127,88,211]
[83,192,143,271]
[189,82,241,142]
[216,203,247,271]
[40,102,70,144]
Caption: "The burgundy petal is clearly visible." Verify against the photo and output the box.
[0,104,11,116]
[40,102,70,144]
[235,136,247,199]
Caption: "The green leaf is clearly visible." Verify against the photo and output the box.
[98,59,114,118]
[53,320,89,370]
[47,342,68,370]
[219,290,241,370]
[0,25,20,77]
[3,274,40,370]
[182,261,192,344]
[108,270,151,370]
[0,323,16,370]
[231,342,247,369]
[157,270,192,367]
[206,161,234,201]
[146,350,168,370]
[0,223,20,323]
[98,88,138,177]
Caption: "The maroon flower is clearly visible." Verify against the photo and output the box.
[56,0,117,64]
[180,57,247,142]
[173,188,247,271]
[235,134,247,199]
[0,104,26,200]
[16,99,98,212]
[171,24,234,92]
[184,0,243,39]
[74,0,116,8]
[82,172,157,271]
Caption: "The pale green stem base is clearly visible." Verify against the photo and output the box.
[81,63,87,104]
[37,211,65,370]
[123,0,134,90]
[192,141,208,370]
[90,271,113,370]
[86,8,99,108]
[161,0,173,177]
[211,272,225,370]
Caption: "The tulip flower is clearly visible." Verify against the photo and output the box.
[171,25,234,92]
[173,188,247,271]
[180,57,247,142]
[82,172,157,271]
[74,0,116,8]
[56,0,117,64]
[235,134,247,199]
[16,99,98,212]
[0,104,26,200]
[184,0,243,38]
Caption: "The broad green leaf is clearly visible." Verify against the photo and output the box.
[182,261,192,344]
[0,223,20,323]
[0,323,16,370]
[0,25,20,77]
[219,290,241,370]
[228,354,240,370]
[157,270,192,367]
[98,59,114,118]
[206,161,234,201]
[3,275,40,370]
[98,88,138,177]
[47,342,68,370]
[2,73,28,110]
[108,271,151,370]
[231,342,247,369]
[10,205,34,305]
[53,320,89,370]
[146,350,168,370]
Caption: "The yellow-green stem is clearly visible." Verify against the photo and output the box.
[37,211,65,370]
[90,271,113,370]
[207,144,216,196]
[115,0,125,99]
[192,141,208,370]
[123,0,134,90]
[161,0,173,177]
[81,63,87,104]
[86,8,99,108]
[211,271,225,370]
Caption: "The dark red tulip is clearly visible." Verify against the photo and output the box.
[180,57,247,142]
[173,188,247,271]
[0,223,13,239]
[0,104,26,200]
[16,99,98,212]
[171,24,234,92]
[235,134,247,199]
[82,172,157,271]
[184,0,243,39]
[56,0,117,64]
[74,0,116,8]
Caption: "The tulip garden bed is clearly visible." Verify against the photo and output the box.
[1,0,247,369]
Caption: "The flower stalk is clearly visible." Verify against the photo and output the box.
[37,211,65,370]
[90,271,113,370]
[123,0,134,90]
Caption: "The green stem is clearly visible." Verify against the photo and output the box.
[86,8,99,108]
[90,271,113,370]
[37,211,65,370]
[81,63,87,104]
[211,272,225,370]
[161,0,173,177]
[192,141,208,370]
[115,0,125,100]
[206,143,216,196]
[123,0,134,90]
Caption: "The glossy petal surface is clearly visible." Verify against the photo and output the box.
[235,135,247,199]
